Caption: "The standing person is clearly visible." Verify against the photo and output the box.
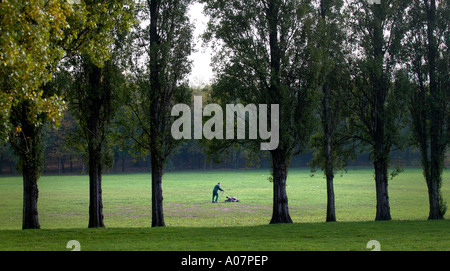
[212,182,224,203]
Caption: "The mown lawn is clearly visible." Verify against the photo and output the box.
[0,168,448,251]
[0,220,448,251]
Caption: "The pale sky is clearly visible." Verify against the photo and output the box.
[188,3,214,87]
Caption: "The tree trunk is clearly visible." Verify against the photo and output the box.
[318,0,336,222]
[428,116,445,219]
[427,174,442,219]
[10,101,44,230]
[411,75,439,219]
[151,154,165,227]
[372,128,391,221]
[322,83,336,222]
[374,159,391,221]
[88,143,104,228]
[371,4,391,221]
[148,0,166,228]
[270,150,292,224]
[415,110,443,219]
[426,0,444,220]
[323,100,336,222]
[267,0,291,225]
[326,172,336,222]
[87,119,105,228]
[87,64,105,228]
[22,169,40,229]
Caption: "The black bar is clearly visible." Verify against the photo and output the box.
[0,251,434,270]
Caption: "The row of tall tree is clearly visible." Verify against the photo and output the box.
[0,122,426,174]
[200,0,448,223]
[0,0,448,229]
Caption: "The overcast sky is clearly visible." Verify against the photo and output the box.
[188,3,214,87]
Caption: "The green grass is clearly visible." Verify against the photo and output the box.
[0,220,448,251]
[0,168,448,251]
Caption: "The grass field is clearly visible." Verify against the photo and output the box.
[0,168,448,251]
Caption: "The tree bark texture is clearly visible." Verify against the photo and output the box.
[22,168,40,229]
[148,0,166,228]
[151,155,165,227]
[88,141,104,228]
[266,0,292,224]
[371,5,392,221]
[10,102,44,230]
[87,64,105,228]
[427,176,443,219]
[322,83,336,222]
[425,0,444,220]
[270,150,293,224]
[318,0,337,222]
[374,158,391,221]
[21,125,42,230]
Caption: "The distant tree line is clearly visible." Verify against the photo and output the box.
[0,119,438,175]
